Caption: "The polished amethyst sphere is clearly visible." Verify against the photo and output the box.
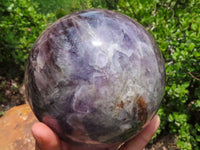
[25,9,165,147]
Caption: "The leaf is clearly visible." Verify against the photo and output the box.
[168,114,174,122]
[195,124,200,132]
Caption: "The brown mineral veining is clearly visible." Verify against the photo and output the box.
[137,96,148,124]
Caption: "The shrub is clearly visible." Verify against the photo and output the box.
[0,0,54,79]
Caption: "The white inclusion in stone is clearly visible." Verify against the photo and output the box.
[107,43,120,59]
[120,124,131,131]
[36,54,45,71]
[92,39,102,47]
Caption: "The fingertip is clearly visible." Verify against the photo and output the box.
[31,122,44,145]
[153,114,160,122]
[150,114,160,133]
[31,122,61,150]
[140,114,160,143]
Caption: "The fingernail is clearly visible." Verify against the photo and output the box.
[152,115,160,132]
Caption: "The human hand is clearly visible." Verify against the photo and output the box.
[32,115,160,150]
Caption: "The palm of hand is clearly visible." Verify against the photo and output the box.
[32,115,160,150]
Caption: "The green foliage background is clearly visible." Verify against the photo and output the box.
[0,0,200,149]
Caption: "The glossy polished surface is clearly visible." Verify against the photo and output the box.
[25,9,165,146]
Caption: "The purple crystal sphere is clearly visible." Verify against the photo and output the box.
[25,9,165,147]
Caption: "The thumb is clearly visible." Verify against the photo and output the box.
[32,122,63,150]
[120,115,160,150]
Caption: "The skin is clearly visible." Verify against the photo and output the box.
[32,115,160,150]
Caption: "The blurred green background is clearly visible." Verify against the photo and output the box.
[0,0,200,149]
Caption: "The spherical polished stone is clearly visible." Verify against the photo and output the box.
[25,9,165,148]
